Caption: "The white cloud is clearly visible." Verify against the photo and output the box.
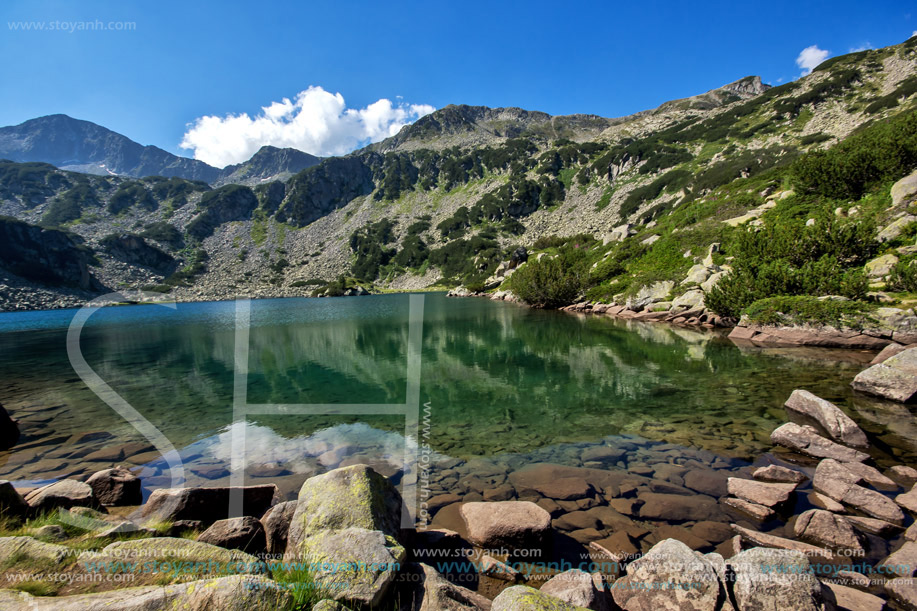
[796,45,830,76]
[913,30,917,38]
[180,87,435,168]
[849,42,873,52]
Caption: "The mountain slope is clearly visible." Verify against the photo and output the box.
[1,38,916,313]
[0,114,223,182]
[216,146,321,186]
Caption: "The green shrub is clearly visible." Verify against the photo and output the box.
[508,256,583,308]
[887,257,917,292]
[743,295,876,327]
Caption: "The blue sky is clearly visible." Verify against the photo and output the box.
[1,0,914,166]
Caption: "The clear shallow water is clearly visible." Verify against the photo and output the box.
[0,293,899,494]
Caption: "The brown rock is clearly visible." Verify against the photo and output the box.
[638,492,724,522]
[691,521,734,544]
[652,525,711,551]
[814,460,905,524]
[196,516,266,555]
[809,491,845,513]
[581,446,626,463]
[553,511,601,532]
[771,423,869,462]
[897,485,917,514]
[727,478,797,507]
[459,501,551,551]
[590,531,640,564]
[784,389,869,449]
[427,494,462,515]
[479,554,522,582]
[889,465,917,487]
[887,577,917,610]
[852,346,917,402]
[844,515,901,537]
[877,541,917,577]
[870,342,907,365]
[753,464,807,484]
[24,479,96,511]
[140,485,278,524]
[731,525,832,559]
[86,466,141,506]
[793,509,864,552]
[399,562,492,611]
[533,477,594,501]
[482,485,515,502]
[0,480,29,517]
[724,497,774,521]
[683,469,729,497]
[608,498,643,516]
[261,500,297,555]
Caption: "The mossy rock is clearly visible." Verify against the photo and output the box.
[492,585,590,610]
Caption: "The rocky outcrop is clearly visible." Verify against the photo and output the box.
[186,185,259,240]
[783,389,868,448]
[276,156,377,227]
[98,233,175,272]
[852,346,917,402]
[86,466,141,506]
[0,217,95,290]
[460,501,552,551]
[139,484,278,524]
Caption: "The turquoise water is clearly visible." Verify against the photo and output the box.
[0,293,889,494]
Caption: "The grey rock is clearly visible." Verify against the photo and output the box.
[730,548,827,611]
[0,536,70,564]
[24,479,96,511]
[313,601,353,611]
[541,569,609,611]
[727,477,797,507]
[78,537,265,573]
[752,465,807,484]
[398,562,492,610]
[852,346,917,402]
[492,585,588,611]
[891,170,917,207]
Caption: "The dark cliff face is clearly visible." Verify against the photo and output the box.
[276,155,378,226]
[0,115,222,182]
[186,184,260,240]
[99,233,175,273]
[219,146,321,183]
[0,217,95,289]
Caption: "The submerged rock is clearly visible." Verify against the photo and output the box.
[770,423,869,462]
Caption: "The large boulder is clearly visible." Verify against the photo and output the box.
[541,569,609,610]
[492,585,589,611]
[298,527,405,607]
[770,423,869,462]
[783,389,869,448]
[398,563,492,610]
[262,500,297,555]
[460,501,552,551]
[86,466,142,506]
[284,465,405,608]
[0,403,19,450]
[0,481,29,517]
[730,548,827,611]
[24,480,96,511]
[611,538,722,611]
[0,575,291,610]
[139,484,278,524]
[852,346,917,402]
[627,281,675,312]
[891,170,917,208]
[878,214,917,242]
[197,516,267,555]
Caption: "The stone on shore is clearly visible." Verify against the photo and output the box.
[771,423,869,462]
[727,477,797,507]
[0,403,19,451]
[398,562,492,610]
[540,569,608,611]
[492,585,588,611]
[261,500,297,555]
[823,582,886,611]
[784,389,869,448]
[611,538,721,611]
[78,537,265,574]
[460,501,551,550]
[196,516,267,555]
[793,509,864,552]
[731,525,832,559]
[878,541,917,577]
[140,484,278,524]
[0,536,70,564]
[887,577,917,610]
[844,515,902,537]
[0,481,29,517]
[889,465,917,487]
[0,575,291,610]
[753,464,807,484]
[897,485,917,513]
[852,346,917,402]
[24,479,96,511]
[86,466,142,506]
[731,548,827,611]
